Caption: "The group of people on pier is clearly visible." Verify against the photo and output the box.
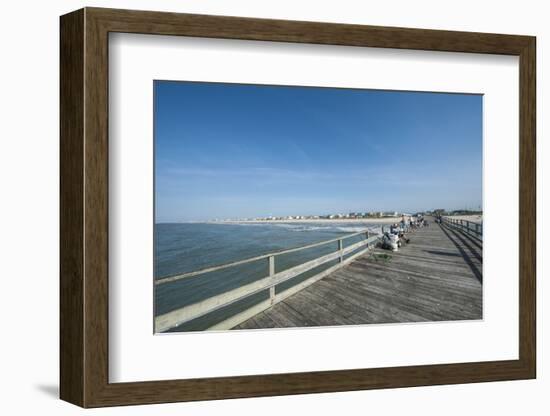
[381,214,429,251]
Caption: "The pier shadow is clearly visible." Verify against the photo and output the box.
[449,227,483,251]
[445,226,483,263]
[439,224,483,284]
[424,250,461,257]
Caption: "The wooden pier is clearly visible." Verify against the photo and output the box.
[155,217,482,332]
[235,219,482,330]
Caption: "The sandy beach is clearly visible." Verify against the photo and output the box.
[445,214,483,223]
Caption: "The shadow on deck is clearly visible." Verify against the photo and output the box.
[235,221,482,330]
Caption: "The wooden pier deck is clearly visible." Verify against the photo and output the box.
[235,221,482,330]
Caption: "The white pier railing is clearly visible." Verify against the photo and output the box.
[155,230,380,332]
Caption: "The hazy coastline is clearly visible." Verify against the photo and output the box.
[207,217,405,225]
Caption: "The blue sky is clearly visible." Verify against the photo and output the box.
[155,81,482,222]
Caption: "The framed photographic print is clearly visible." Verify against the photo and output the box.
[60,7,536,407]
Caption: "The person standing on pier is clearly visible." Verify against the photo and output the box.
[401,215,408,232]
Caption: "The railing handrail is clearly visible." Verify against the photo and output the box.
[441,216,483,238]
[155,228,374,285]
[155,233,381,332]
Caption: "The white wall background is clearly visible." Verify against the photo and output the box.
[0,0,545,414]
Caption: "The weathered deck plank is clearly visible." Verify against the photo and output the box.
[235,221,482,330]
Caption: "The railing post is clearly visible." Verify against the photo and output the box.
[365,231,369,248]
[338,239,343,263]
[268,255,275,304]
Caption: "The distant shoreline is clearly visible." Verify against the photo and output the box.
[158,215,483,225]
[207,217,405,225]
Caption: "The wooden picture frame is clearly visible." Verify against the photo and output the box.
[60,7,536,408]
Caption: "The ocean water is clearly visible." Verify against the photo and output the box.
[154,221,393,332]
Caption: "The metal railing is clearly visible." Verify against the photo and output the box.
[441,216,483,240]
[155,229,381,332]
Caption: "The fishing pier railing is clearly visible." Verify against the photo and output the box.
[155,230,381,332]
[441,216,483,240]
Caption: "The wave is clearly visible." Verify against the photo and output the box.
[272,223,384,234]
[223,221,388,234]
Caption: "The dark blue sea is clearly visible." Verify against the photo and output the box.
[154,221,392,332]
